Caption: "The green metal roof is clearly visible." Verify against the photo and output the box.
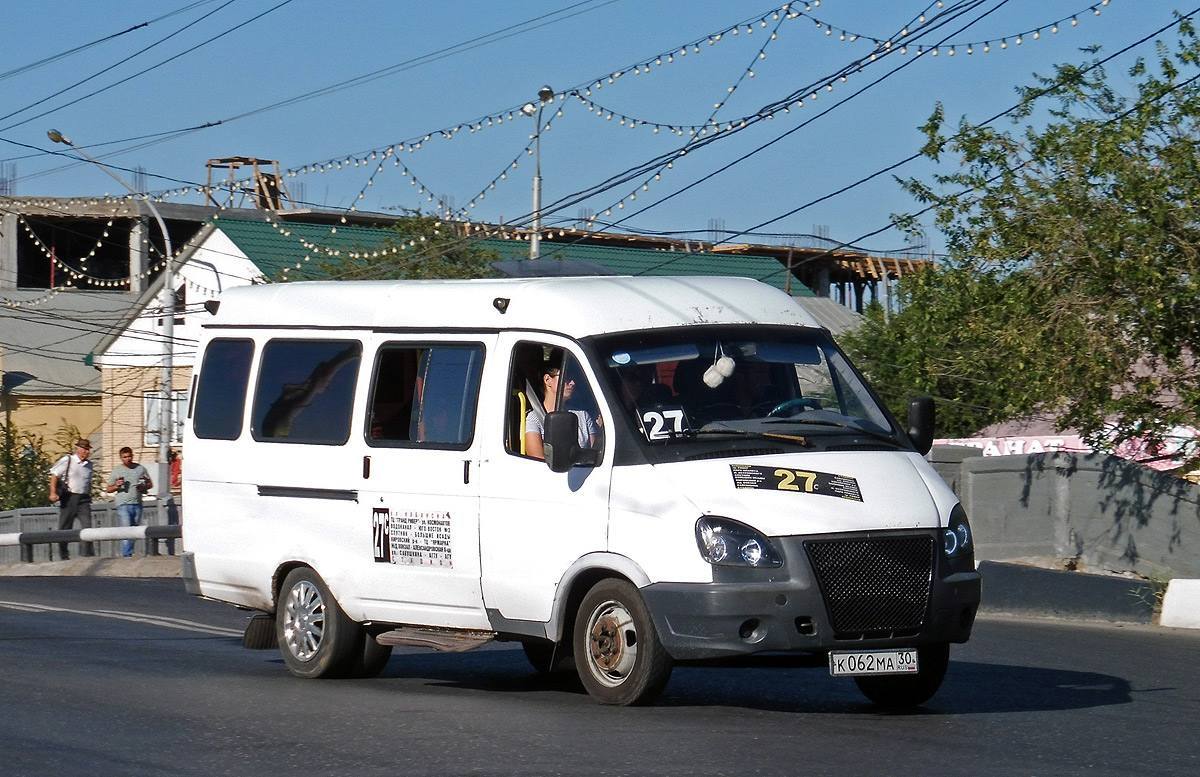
[476,239,813,296]
[215,218,397,281]
[214,218,812,295]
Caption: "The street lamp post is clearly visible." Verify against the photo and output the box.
[47,129,175,507]
[521,85,555,260]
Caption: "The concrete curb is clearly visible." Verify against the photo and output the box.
[977,561,1157,624]
[1160,579,1200,629]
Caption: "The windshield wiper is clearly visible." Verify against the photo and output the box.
[762,418,906,448]
[687,427,812,447]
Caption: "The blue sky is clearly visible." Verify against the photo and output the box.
[0,1,1189,253]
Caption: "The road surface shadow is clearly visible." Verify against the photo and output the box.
[328,647,1134,715]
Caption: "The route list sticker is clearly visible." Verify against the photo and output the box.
[730,464,863,502]
[372,508,453,567]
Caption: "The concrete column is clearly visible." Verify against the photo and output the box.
[0,211,18,289]
[129,217,149,294]
[815,263,831,298]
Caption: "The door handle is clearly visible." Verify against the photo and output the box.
[363,455,371,479]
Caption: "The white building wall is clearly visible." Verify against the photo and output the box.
[96,230,265,369]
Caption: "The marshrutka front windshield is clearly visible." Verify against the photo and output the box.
[594,327,895,445]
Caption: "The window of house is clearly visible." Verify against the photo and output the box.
[366,343,484,449]
[192,338,253,440]
[251,339,361,445]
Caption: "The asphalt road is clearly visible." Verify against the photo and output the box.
[1,577,1197,777]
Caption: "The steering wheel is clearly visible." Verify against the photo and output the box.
[767,397,821,418]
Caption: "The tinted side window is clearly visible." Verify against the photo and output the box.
[367,344,484,449]
[194,339,254,440]
[252,339,362,444]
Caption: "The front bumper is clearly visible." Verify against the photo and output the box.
[641,531,980,660]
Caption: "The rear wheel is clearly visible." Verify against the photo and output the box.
[854,642,950,710]
[276,567,359,679]
[573,579,673,706]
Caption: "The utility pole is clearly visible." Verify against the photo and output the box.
[521,85,555,259]
[47,130,174,508]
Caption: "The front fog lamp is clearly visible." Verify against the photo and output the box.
[942,504,973,558]
[695,516,782,568]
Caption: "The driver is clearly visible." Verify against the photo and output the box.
[525,364,598,460]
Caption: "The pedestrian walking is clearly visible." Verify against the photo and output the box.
[105,446,152,558]
[48,438,96,560]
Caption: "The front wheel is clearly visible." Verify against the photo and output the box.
[573,579,673,706]
[854,642,950,710]
[276,567,360,679]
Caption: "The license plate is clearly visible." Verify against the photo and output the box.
[828,649,919,676]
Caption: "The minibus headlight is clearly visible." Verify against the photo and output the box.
[695,516,782,568]
[942,504,973,559]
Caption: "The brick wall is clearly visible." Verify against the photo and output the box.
[99,366,191,485]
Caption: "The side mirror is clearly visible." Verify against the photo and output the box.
[907,396,935,455]
[543,411,600,473]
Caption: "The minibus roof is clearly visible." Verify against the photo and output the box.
[209,276,820,336]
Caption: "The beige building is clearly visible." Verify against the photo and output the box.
[0,289,136,458]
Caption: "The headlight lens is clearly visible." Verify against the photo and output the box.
[942,504,973,558]
[695,516,782,568]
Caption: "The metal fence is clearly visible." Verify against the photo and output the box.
[0,499,182,564]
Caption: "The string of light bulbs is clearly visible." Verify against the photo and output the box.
[812,0,1115,57]
[100,1,832,209]
[5,0,1120,274]
[531,0,1005,236]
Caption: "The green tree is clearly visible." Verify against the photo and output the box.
[847,22,1200,463]
[315,212,500,280]
[1,426,56,511]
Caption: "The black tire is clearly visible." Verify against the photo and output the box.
[854,643,950,710]
[275,567,360,679]
[572,579,673,705]
[346,631,393,678]
[522,639,571,674]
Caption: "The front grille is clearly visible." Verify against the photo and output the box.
[804,534,935,639]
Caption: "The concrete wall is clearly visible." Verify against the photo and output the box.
[932,446,1200,579]
[6,395,102,443]
[99,365,190,478]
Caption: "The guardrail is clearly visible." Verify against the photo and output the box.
[0,524,182,562]
[0,499,182,564]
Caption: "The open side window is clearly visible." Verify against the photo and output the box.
[504,341,603,462]
[366,343,485,450]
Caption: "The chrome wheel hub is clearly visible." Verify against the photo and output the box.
[283,580,325,661]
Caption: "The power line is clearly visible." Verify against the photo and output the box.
[0,0,297,134]
[0,0,221,83]
[0,0,619,168]
[733,6,1200,257]
[535,0,998,230]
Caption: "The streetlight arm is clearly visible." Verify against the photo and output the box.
[47,128,175,504]
[49,136,173,261]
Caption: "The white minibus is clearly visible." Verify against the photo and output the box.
[182,275,980,707]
